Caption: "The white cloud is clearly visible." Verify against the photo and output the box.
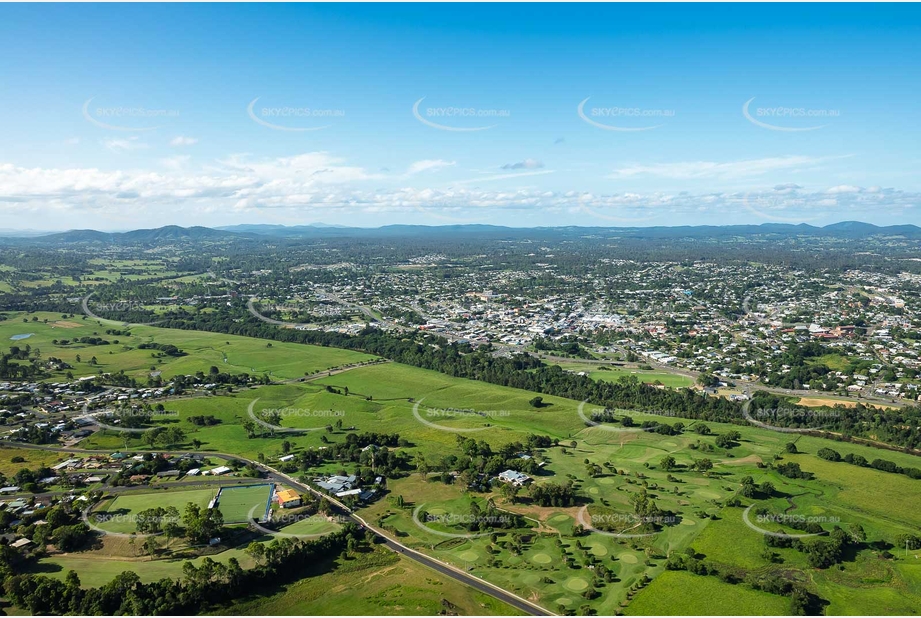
[160,155,191,171]
[170,136,199,147]
[406,159,456,175]
[64,137,80,146]
[454,170,554,185]
[217,152,380,184]
[826,184,862,194]
[501,158,544,170]
[609,155,845,180]
[102,137,148,153]
[0,154,912,227]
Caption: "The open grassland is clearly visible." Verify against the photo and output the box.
[0,445,67,476]
[549,360,695,389]
[0,311,376,382]
[217,545,522,616]
[31,544,259,588]
[624,570,790,615]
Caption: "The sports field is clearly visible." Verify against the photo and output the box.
[215,483,274,523]
[93,488,215,534]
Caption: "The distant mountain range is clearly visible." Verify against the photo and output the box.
[3,221,921,244]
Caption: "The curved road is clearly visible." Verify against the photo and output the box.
[2,440,551,616]
[82,293,164,327]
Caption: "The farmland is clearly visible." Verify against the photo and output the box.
[3,306,921,615]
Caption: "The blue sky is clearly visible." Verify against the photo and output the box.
[0,3,919,230]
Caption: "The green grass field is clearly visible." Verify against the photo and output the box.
[550,360,695,389]
[216,484,274,523]
[0,311,376,382]
[31,544,260,588]
[624,571,790,615]
[93,488,215,534]
[217,545,522,616]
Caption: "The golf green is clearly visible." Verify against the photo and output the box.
[564,577,590,592]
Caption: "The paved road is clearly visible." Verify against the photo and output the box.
[2,440,552,616]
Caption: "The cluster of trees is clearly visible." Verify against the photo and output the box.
[774,461,814,480]
[739,475,775,498]
[54,336,110,346]
[181,503,224,544]
[419,434,553,491]
[141,426,186,449]
[665,547,824,615]
[533,336,595,359]
[287,433,410,479]
[137,342,185,357]
[529,480,577,507]
[4,525,360,615]
[0,502,93,563]
[765,523,862,569]
[0,347,47,380]
[752,393,921,451]
[762,341,834,390]
[109,453,196,486]
[1,465,55,493]
[188,414,220,426]
[816,447,921,479]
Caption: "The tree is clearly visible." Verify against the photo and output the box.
[142,427,164,449]
[163,507,181,549]
[659,455,677,471]
[245,541,266,564]
[500,481,520,504]
[693,458,713,474]
[143,536,159,559]
[529,396,544,408]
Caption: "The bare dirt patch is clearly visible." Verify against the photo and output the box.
[797,396,898,410]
